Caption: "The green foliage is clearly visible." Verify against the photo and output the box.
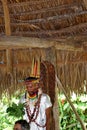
[58,93,87,130]
[0,92,87,130]
[6,102,25,118]
[0,93,25,130]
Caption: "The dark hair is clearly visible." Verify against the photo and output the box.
[15,119,30,130]
[24,76,39,81]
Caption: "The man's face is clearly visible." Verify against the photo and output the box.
[25,81,39,94]
[13,123,22,130]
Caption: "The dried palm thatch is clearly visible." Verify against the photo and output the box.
[0,45,56,97]
[0,0,87,97]
[57,50,87,95]
[0,36,87,98]
[0,0,87,37]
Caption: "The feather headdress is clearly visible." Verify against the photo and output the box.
[24,57,40,83]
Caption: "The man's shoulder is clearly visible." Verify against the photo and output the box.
[42,93,50,98]
[41,93,51,101]
[41,93,52,107]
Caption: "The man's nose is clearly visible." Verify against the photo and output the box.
[28,84,32,87]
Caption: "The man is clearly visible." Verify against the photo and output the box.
[19,76,53,130]
[14,119,30,130]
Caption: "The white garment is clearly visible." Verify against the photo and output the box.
[19,93,52,130]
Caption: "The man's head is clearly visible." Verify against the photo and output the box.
[24,77,40,94]
[13,119,30,130]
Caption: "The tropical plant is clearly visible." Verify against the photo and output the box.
[0,92,24,130]
[6,102,25,118]
[58,93,87,130]
[0,92,87,130]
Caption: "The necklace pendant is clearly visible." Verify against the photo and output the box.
[31,114,34,120]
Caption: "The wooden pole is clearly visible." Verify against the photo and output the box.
[1,0,11,35]
[56,75,86,130]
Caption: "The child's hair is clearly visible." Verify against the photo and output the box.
[15,119,30,130]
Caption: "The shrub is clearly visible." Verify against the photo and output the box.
[58,93,87,130]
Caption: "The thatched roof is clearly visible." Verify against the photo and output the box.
[0,0,87,38]
[0,0,87,97]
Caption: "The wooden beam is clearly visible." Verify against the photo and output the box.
[0,36,86,51]
[1,0,11,36]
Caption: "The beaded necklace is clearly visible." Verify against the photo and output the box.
[28,92,38,100]
[25,92,46,128]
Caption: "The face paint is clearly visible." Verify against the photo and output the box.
[25,81,39,94]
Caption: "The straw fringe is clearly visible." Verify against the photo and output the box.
[0,48,87,97]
